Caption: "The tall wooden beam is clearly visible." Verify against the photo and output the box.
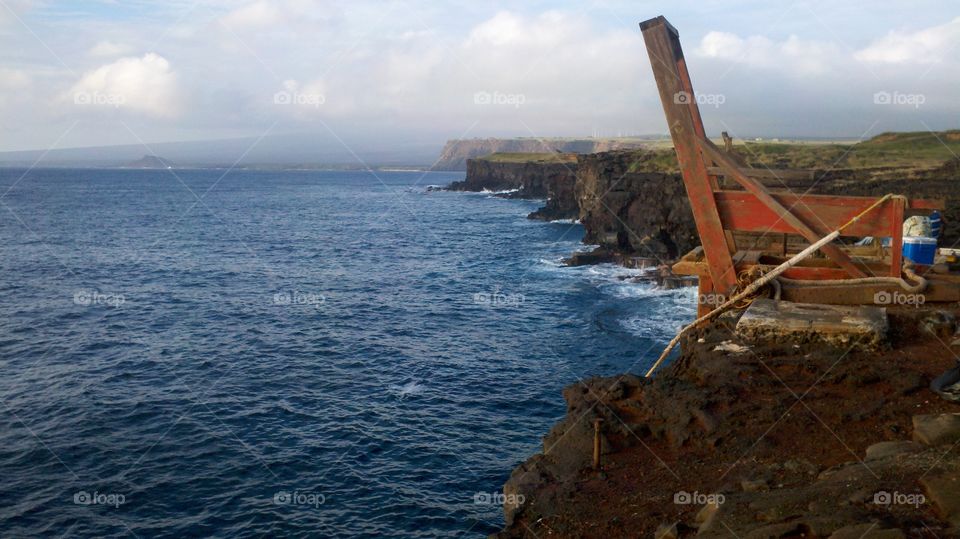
[641,16,739,295]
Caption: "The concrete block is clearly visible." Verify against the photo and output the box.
[735,299,888,351]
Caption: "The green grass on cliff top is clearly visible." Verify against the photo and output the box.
[481,131,960,172]
[738,131,960,170]
[479,152,578,164]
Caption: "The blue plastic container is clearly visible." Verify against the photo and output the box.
[903,236,937,265]
[930,210,942,239]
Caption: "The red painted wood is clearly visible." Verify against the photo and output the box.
[701,139,868,278]
[715,192,938,238]
[641,17,738,294]
[890,197,904,277]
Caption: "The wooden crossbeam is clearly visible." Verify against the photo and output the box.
[714,191,942,237]
[699,138,869,278]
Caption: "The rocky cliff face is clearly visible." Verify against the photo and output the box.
[433,138,646,171]
[575,151,697,260]
[447,158,580,220]
[446,150,699,255]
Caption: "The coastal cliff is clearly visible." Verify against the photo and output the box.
[447,150,697,255]
[575,151,696,261]
[450,145,960,267]
[434,138,647,171]
[447,154,580,220]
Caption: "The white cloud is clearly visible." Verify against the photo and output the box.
[696,31,839,75]
[855,17,960,64]
[465,10,571,49]
[0,0,33,26]
[4,2,960,151]
[88,40,134,57]
[0,68,30,90]
[272,78,326,116]
[220,1,283,29]
[65,53,181,117]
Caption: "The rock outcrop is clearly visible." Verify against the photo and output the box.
[447,158,572,196]
[447,157,580,221]
[446,150,698,255]
[575,151,697,260]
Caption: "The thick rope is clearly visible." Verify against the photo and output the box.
[645,194,917,379]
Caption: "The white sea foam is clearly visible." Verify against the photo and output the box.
[390,380,425,399]
[619,290,698,339]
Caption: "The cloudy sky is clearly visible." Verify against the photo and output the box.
[1,0,958,154]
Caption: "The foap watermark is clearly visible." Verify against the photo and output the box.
[473,290,525,308]
[74,290,125,308]
[473,91,526,108]
[873,490,925,508]
[674,490,725,506]
[273,290,326,308]
[873,290,925,307]
[698,293,727,306]
[473,492,525,505]
[74,490,125,508]
[73,91,126,108]
[274,90,325,108]
[873,91,925,109]
[273,490,325,508]
[674,91,725,108]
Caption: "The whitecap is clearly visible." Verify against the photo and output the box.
[480,187,521,195]
[389,380,425,399]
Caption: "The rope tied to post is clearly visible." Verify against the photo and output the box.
[644,194,921,379]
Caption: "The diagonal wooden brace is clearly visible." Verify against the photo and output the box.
[698,138,869,278]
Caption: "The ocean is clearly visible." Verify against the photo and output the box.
[0,168,694,537]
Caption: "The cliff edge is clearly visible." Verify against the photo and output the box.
[434,138,648,171]
[497,309,960,537]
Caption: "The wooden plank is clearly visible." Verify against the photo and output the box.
[781,282,960,304]
[714,192,935,237]
[890,197,904,277]
[641,16,739,294]
[910,199,946,210]
[716,192,884,236]
[697,275,714,318]
[700,138,869,278]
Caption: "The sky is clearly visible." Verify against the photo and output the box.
[1,0,959,155]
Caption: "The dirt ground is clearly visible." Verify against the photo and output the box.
[498,306,960,538]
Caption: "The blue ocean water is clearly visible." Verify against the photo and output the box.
[0,168,695,537]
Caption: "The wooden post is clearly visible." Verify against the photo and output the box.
[641,16,739,296]
[592,418,604,471]
[890,197,905,276]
